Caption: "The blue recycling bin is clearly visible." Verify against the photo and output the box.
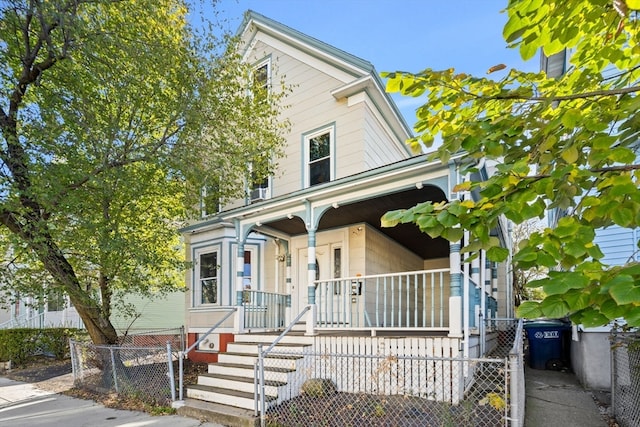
[524,319,571,370]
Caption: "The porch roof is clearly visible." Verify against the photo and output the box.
[182,153,460,259]
[263,186,449,259]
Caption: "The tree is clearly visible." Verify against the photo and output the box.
[0,1,288,344]
[382,0,640,327]
[511,219,547,306]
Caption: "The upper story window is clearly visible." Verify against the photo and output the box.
[201,182,220,217]
[252,57,271,101]
[248,164,270,203]
[304,125,335,187]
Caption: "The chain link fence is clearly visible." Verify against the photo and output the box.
[257,352,513,426]
[117,326,185,351]
[69,327,184,405]
[611,332,640,427]
[254,318,524,427]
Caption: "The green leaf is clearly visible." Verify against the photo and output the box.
[516,301,543,319]
[442,227,464,242]
[381,210,405,227]
[487,246,509,262]
[561,109,581,129]
[560,145,579,163]
[563,289,592,311]
[608,275,640,305]
[575,308,610,328]
[539,295,570,318]
[555,217,579,238]
[600,299,629,319]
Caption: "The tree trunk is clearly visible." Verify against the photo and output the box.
[0,213,118,345]
[37,240,119,345]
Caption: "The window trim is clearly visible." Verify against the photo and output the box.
[252,56,271,97]
[193,246,221,307]
[302,124,336,188]
[247,163,271,203]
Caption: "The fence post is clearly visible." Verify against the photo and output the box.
[109,347,118,393]
[258,343,266,427]
[178,352,184,402]
[508,354,519,427]
[69,340,77,382]
[167,341,176,402]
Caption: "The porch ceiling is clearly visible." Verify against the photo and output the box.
[263,187,449,259]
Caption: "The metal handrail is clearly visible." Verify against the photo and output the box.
[255,305,311,419]
[176,307,237,402]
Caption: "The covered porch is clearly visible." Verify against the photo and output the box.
[183,154,511,360]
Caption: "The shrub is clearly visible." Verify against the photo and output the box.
[0,327,86,366]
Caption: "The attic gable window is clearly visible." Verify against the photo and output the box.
[304,125,335,187]
[252,57,271,100]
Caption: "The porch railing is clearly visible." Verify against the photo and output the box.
[243,290,289,330]
[314,269,449,329]
[0,312,45,329]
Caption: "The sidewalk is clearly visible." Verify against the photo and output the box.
[524,368,610,427]
[0,376,224,427]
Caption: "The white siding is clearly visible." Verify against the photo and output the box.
[230,32,410,202]
[595,225,639,266]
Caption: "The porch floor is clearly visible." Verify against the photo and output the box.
[245,329,451,338]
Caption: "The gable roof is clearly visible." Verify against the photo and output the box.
[238,10,413,143]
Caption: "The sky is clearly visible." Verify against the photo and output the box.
[204,0,540,128]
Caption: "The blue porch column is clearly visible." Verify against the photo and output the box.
[471,256,481,328]
[234,239,245,333]
[306,228,317,335]
[484,256,492,319]
[448,240,463,338]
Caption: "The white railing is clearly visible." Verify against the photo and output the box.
[314,269,449,330]
[0,312,45,329]
[243,290,288,330]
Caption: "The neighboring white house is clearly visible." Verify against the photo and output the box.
[0,289,83,329]
[542,50,639,390]
[177,10,514,413]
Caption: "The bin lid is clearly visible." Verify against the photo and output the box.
[523,319,569,328]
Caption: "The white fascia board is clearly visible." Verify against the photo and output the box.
[226,158,453,228]
[241,21,366,84]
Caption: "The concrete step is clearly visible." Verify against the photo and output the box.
[209,362,295,383]
[217,351,305,370]
[198,372,284,396]
[233,330,313,345]
[176,397,258,427]
[186,383,276,411]
[226,341,311,355]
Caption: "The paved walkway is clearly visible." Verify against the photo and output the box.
[524,368,610,427]
[0,376,223,427]
[2,363,614,426]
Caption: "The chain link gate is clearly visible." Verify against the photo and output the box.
[611,332,640,427]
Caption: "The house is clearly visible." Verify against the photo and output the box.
[542,50,638,391]
[0,289,83,330]
[178,10,513,414]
